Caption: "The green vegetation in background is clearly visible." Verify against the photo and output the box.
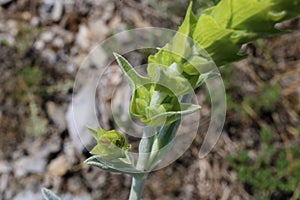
[243,84,281,112]
[220,64,281,116]
[18,66,73,136]
[17,22,41,53]
[228,126,300,199]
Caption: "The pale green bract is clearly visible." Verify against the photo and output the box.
[114,53,201,127]
[87,127,131,159]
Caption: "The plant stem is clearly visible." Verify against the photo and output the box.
[128,175,147,200]
[128,126,156,200]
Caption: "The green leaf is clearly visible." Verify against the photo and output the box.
[230,0,278,34]
[142,102,200,127]
[193,14,244,66]
[172,2,194,62]
[87,126,98,139]
[267,0,300,20]
[210,0,232,28]
[151,63,193,96]
[148,44,174,70]
[41,188,61,200]
[148,120,181,169]
[84,155,140,175]
[196,71,220,87]
[113,53,149,88]
[182,56,215,75]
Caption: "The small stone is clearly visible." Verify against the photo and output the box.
[21,12,31,21]
[40,31,55,43]
[89,46,108,69]
[89,19,109,41]
[67,176,82,193]
[0,33,15,46]
[47,155,69,176]
[0,161,12,173]
[61,193,91,200]
[46,101,67,132]
[12,189,41,200]
[7,20,18,36]
[34,40,45,51]
[52,37,64,48]
[66,78,98,152]
[109,16,121,30]
[63,140,77,166]
[41,49,56,64]
[14,155,46,177]
[64,31,75,44]
[52,0,64,22]
[101,2,115,21]
[0,174,9,192]
[66,62,77,74]
[76,24,90,50]
[30,16,40,26]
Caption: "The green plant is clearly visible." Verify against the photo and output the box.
[42,0,300,199]
[244,84,281,112]
[15,66,49,136]
[228,126,300,199]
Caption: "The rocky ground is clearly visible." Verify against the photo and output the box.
[0,0,299,200]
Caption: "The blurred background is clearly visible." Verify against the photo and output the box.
[0,0,299,199]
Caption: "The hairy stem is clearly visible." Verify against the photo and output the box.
[128,126,156,199]
[129,175,147,200]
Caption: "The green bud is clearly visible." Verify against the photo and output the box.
[88,127,131,159]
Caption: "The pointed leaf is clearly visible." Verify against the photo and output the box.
[87,126,98,139]
[172,2,194,62]
[142,103,200,127]
[196,71,220,87]
[84,155,141,175]
[113,53,149,88]
[41,188,61,200]
[148,120,180,169]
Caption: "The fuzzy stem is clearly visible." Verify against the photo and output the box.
[128,175,148,200]
[128,126,156,200]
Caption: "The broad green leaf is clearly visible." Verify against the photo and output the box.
[229,0,279,34]
[193,15,243,65]
[210,0,232,28]
[172,2,194,62]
